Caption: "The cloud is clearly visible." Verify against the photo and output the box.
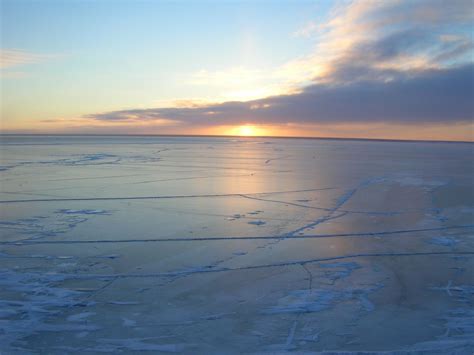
[82,0,473,135]
[186,66,287,101]
[0,49,56,69]
[87,64,473,127]
[83,110,177,125]
[194,0,473,104]
[292,21,318,38]
[180,0,473,104]
[290,0,473,82]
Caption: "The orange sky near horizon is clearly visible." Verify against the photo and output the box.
[4,118,473,142]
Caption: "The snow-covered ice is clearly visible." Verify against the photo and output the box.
[0,135,473,353]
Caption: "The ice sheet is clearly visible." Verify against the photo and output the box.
[0,135,473,353]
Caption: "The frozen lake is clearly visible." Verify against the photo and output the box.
[0,135,473,353]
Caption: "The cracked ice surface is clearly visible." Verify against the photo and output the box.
[0,135,473,353]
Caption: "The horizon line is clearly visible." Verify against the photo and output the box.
[0,133,473,144]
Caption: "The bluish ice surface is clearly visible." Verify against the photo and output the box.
[0,135,473,353]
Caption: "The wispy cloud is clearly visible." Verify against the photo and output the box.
[186,66,286,101]
[0,49,56,69]
[289,0,474,83]
[292,21,318,38]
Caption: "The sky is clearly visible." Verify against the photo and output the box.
[1,0,473,141]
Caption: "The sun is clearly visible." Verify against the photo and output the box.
[236,125,258,136]
[220,124,269,136]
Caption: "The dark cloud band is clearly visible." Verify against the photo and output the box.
[88,64,473,126]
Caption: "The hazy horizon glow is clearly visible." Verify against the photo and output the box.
[1,0,473,141]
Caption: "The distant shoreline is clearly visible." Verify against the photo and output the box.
[0,133,472,144]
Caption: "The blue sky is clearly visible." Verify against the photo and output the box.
[1,0,473,140]
[2,0,324,113]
